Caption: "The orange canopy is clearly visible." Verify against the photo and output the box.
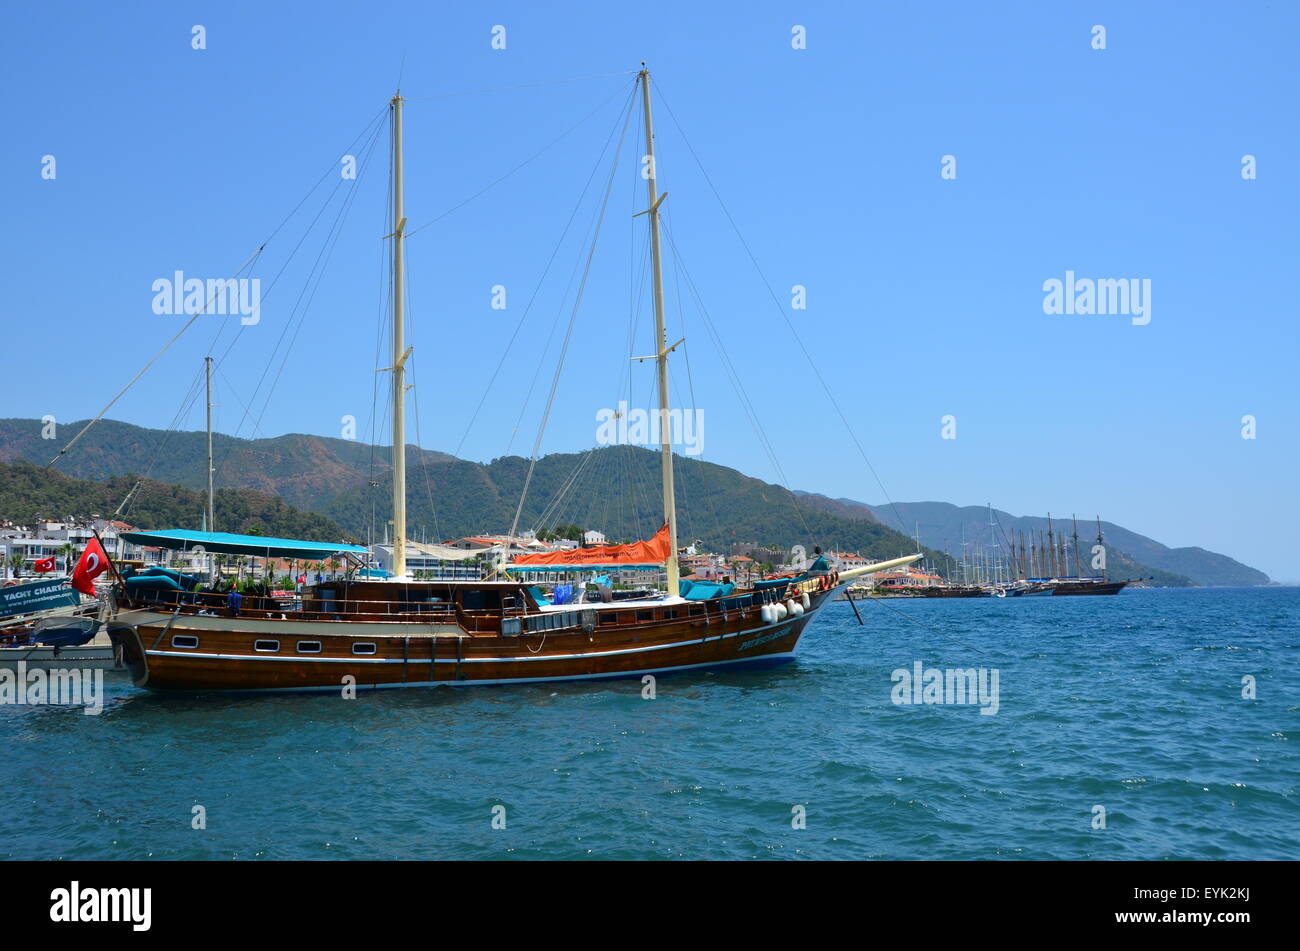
[511,523,671,567]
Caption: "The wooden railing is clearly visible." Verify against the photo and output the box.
[119,587,462,623]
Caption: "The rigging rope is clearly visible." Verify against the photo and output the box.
[406,78,635,238]
[50,106,388,478]
[502,85,637,569]
[652,81,911,539]
[659,218,818,549]
[451,82,640,461]
[857,593,985,654]
[47,243,265,468]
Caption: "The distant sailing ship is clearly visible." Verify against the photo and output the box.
[1013,514,1130,596]
[908,510,1132,598]
[102,70,920,692]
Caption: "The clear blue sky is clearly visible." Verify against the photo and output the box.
[3,1,1297,580]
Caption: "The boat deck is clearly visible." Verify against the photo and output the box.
[0,631,126,671]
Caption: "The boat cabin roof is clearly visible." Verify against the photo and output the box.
[120,529,368,560]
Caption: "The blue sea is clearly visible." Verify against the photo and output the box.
[2,587,1295,860]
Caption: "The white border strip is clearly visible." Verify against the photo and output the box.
[165,652,799,693]
[145,617,801,664]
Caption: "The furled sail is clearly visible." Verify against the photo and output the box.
[510,523,672,567]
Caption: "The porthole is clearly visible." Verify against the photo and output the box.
[254,639,280,652]
[352,642,377,655]
[171,635,198,649]
[297,640,323,654]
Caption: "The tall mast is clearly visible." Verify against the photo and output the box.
[205,356,215,532]
[390,91,410,578]
[1072,514,1081,579]
[1095,516,1105,580]
[1046,514,1056,578]
[987,504,999,583]
[638,66,680,596]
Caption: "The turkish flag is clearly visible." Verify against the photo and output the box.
[33,557,56,573]
[71,537,110,596]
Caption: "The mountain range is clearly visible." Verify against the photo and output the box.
[804,497,1269,587]
[0,418,1270,585]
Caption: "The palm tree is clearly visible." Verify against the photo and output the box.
[7,553,27,580]
[212,553,227,586]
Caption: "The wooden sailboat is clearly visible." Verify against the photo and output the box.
[105,72,920,692]
[1050,516,1128,595]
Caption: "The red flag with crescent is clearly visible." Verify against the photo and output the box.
[33,556,56,573]
[71,537,110,596]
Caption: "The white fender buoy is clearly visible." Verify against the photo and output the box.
[775,602,788,620]
[787,599,803,617]
[801,592,811,611]
[760,604,773,624]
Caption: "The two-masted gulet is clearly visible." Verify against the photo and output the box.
[106,72,920,692]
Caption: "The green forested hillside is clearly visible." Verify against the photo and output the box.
[0,417,454,514]
[0,460,353,541]
[323,444,949,568]
[1,417,1269,586]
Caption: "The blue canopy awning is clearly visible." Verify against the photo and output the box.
[119,529,368,561]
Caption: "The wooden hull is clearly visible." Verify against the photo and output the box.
[1018,584,1057,597]
[1051,580,1127,596]
[917,586,987,598]
[107,593,829,693]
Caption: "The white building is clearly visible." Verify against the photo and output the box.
[0,518,173,580]
[370,540,483,580]
[828,551,870,571]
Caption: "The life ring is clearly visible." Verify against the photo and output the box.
[995,588,1006,598]
[819,575,829,592]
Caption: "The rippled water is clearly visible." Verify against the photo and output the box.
[1,587,1295,859]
